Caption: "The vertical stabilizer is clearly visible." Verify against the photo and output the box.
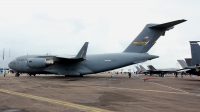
[135,66,141,72]
[185,58,192,66]
[147,65,157,71]
[190,41,200,65]
[139,65,148,72]
[123,19,186,53]
[76,42,89,58]
[177,60,188,68]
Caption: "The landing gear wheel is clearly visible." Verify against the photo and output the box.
[34,74,36,76]
[15,72,20,77]
[79,74,83,77]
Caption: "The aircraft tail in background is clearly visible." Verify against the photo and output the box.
[185,58,192,66]
[177,60,188,68]
[139,65,148,72]
[147,65,157,71]
[135,66,141,73]
[190,41,200,65]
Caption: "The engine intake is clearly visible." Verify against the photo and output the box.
[27,58,54,68]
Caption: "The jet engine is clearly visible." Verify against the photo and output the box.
[27,58,54,68]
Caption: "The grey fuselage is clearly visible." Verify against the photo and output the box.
[9,53,158,76]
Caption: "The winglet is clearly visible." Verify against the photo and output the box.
[76,42,89,58]
[149,19,187,29]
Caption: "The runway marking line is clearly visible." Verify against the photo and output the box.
[23,80,200,97]
[150,82,189,93]
[0,89,111,112]
[102,87,200,97]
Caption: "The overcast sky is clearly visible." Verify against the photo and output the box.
[0,0,200,70]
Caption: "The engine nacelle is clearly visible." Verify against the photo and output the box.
[27,58,54,68]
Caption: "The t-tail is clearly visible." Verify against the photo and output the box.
[190,41,200,65]
[123,19,187,53]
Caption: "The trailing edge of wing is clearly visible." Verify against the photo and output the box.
[149,19,187,29]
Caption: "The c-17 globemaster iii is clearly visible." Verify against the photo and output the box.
[9,19,186,77]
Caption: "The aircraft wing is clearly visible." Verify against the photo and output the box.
[56,55,83,60]
[56,42,88,60]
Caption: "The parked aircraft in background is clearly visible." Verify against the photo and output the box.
[139,65,149,75]
[177,41,200,76]
[147,65,177,77]
[135,66,141,74]
[185,58,192,66]
[134,65,149,75]
[8,19,186,77]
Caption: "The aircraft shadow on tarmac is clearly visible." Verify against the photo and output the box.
[22,75,123,81]
[182,78,200,82]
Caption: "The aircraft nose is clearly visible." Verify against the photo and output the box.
[8,61,12,68]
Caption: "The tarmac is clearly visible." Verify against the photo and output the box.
[0,73,200,112]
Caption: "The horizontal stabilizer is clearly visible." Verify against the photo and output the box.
[149,19,186,29]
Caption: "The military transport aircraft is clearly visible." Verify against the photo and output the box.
[8,19,186,77]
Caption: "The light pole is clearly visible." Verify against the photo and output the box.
[3,48,5,74]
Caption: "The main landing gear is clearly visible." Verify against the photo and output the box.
[29,74,36,76]
[15,72,20,77]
